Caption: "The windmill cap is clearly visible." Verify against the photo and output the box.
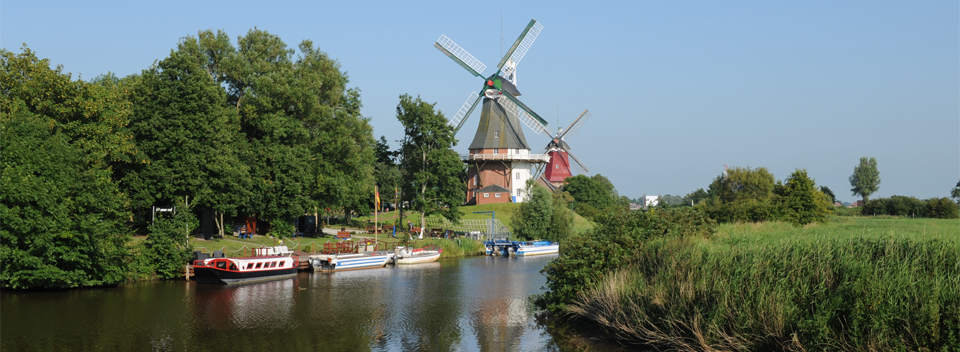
[485,73,520,96]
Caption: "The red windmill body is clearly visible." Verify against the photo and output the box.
[540,110,593,189]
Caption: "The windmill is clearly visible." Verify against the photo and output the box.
[434,19,552,205]
[542,109,593,188]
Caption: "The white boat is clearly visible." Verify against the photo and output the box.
[193,254,298,285]
[515,241,559,256]
[308,251,394,272]
[394,245,441,264]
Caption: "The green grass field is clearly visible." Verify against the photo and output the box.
[356,203,595,236]
[566,216,960,351]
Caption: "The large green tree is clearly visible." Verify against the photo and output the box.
[122,42,250,236]
[708,166,776,203]
[181,29,375,232]
[849,156,880,203]
[1,47,133,289]
[396,94,465,231]
[513,183,554,241]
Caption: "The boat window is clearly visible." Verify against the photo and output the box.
[246,263,254,269]
[216,261,226,269]
[270,262,277,268]
[229,264,237,271]
[278,261,285,267]
[255,263,262,269]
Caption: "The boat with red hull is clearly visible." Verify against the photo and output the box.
[193,256,298,284]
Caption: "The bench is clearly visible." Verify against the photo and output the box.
[336,231,352,240]
[365,225,380,234]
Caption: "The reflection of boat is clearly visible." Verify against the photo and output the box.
[515,241,559,256]
[394,245,441,264]
[308,251,394,271]
[484,240,559,256]
[193,255,298,284]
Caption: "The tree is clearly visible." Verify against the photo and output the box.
[182,29,375,231]
[121,42,250,235]
[1,112,129,288]
[1,47,133,289]
[951,180,960,204]
[396,94,465,230]
[683,188,709,205]
[776,169,830,225]
[513,183,554,241]
[707,166,776,203]
[565,175,613,210]
[373,136,401,209]
[820,186,837,205]
[145,199,196,279]
[849,157,880,203]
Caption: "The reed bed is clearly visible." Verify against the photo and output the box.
[566,218,960,351]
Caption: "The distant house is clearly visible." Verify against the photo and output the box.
[644,195,660,208]
[474,185,512,205]
[848,200,864,208]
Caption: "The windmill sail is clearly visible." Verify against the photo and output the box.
[560,109,592,139]
[497,19,543,71]
[435,35,487,77]
[450,92,482,132]
[568,151,590,174]
[499,91,549,135]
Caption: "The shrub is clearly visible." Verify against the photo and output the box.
[926,197,960,219]
[534,207,716,313]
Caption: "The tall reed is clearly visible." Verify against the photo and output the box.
[567,235,960,351]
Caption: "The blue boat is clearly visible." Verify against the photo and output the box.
[485,240,559,256]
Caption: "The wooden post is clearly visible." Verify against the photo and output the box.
[185,265,190,281]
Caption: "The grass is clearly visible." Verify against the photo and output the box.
[355,202,595,236]
[565,217,960,351]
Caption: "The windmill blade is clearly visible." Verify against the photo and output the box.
[568,150,590,174]
[450,92,482,133]
[559,109,593,139]
[435,35,487,77]
[497,19,543,71]
[499,90,550,135]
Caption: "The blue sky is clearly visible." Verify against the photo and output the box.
[3,1,957,202]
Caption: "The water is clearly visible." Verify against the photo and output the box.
[1,255,582,351]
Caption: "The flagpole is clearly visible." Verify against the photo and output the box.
[374,185,378,245]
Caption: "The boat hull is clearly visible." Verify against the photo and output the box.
[309,252,394,272]
[396,252,441,264]
[194,267,298,285]
[515,243,559,256]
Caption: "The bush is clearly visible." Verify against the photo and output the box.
[862,196,958,218]
[926,197,960,219]
[534,207,716,313]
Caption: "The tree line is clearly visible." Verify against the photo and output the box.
[2,29,467,289]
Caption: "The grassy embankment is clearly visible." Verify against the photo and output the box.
[567,217,960,351]
[355,202,595,236]
[189,203,593,259]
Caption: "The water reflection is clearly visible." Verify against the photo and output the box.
[2,255,574,352]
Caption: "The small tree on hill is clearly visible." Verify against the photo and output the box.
[849,157,880,203]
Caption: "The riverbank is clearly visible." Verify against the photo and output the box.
[189,233,487,259]
[560,216,960,351]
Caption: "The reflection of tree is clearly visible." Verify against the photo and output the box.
[470,258,530,351]
[389,263,465,351]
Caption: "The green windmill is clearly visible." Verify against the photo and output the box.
[434,19,553,204]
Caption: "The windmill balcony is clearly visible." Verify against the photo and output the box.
[461,153,550,163]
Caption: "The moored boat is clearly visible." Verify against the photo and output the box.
[394,245,441,264]
[515,241,559,256]
[308,251,394,272]
[193,255,298,285]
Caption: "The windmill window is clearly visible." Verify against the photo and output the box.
[494,148,499,154]
[556,165,559,169]
[494,131,500,138]
[495,193,501,198]
[516,172,520,180]
[483,193,489,198]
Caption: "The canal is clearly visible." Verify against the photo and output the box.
[2,254,603,351]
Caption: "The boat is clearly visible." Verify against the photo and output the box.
[485,240,559,256]
[515,241,559,256]
[193,252,298,285]
[308,251,395,271]
[394,245,442,264]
